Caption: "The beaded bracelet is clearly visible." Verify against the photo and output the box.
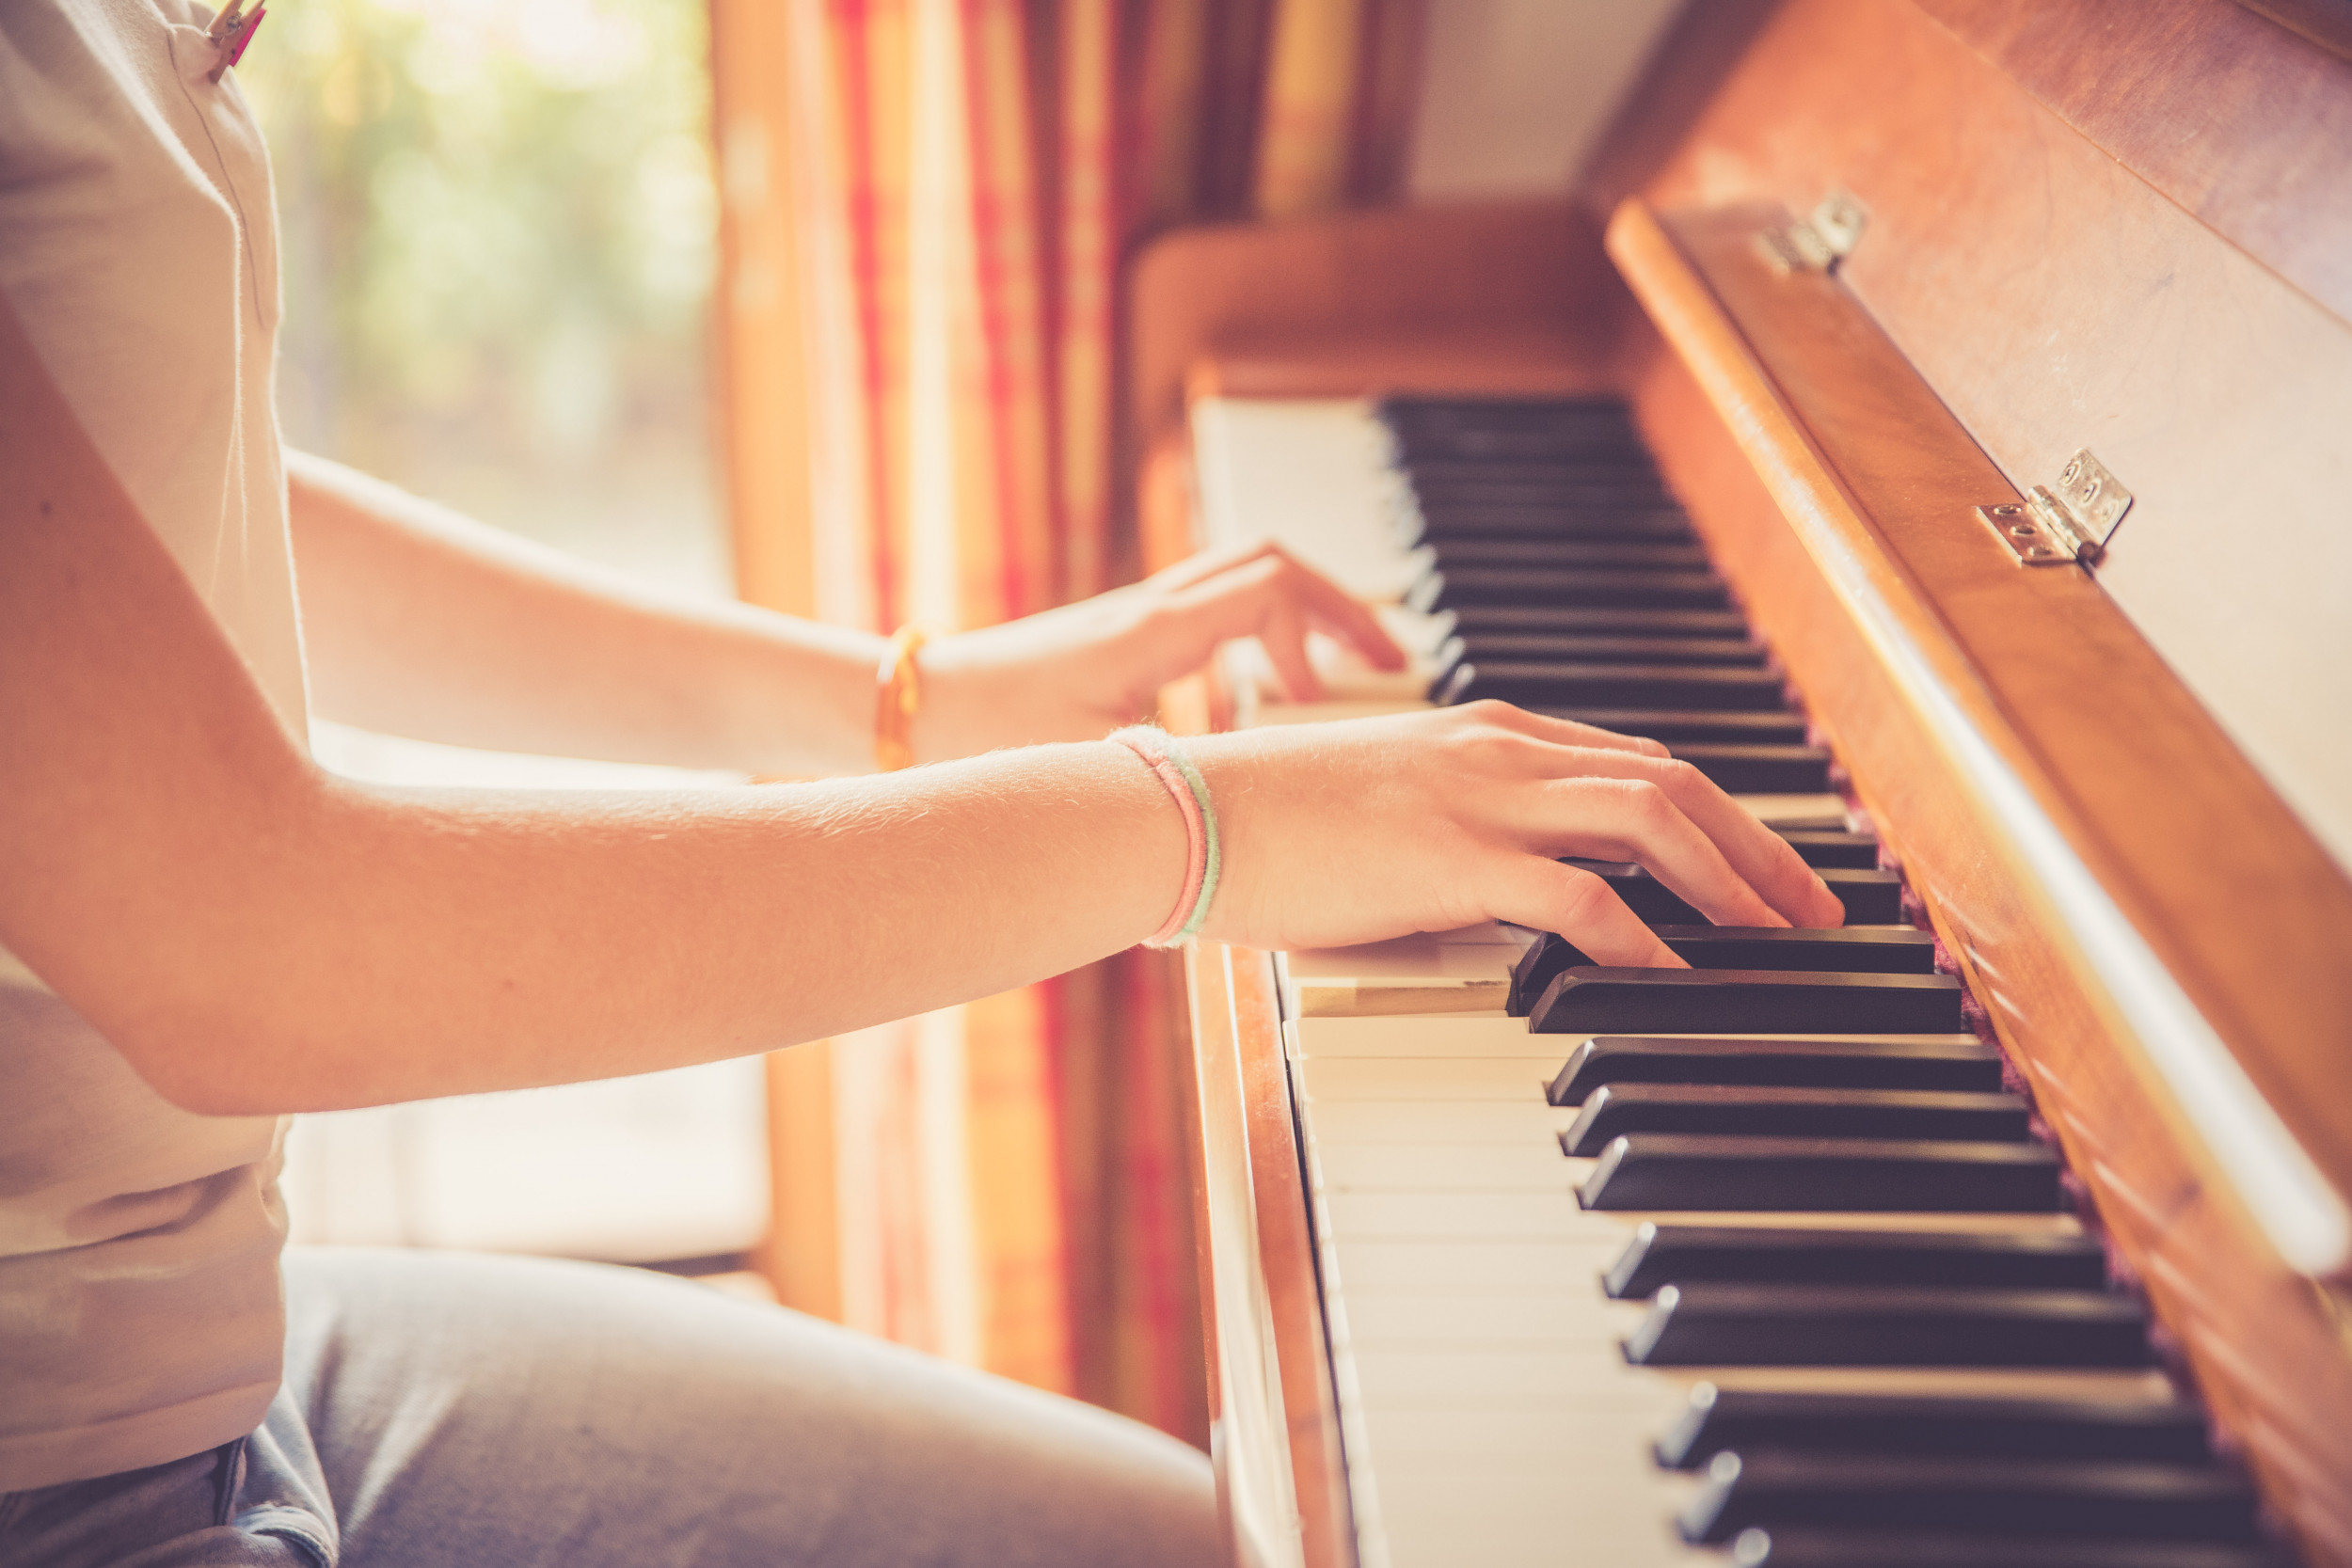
[1109,726,1222,948]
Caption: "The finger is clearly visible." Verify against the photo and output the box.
[1529,774,1788,928]
[1160,551,1306,657]
[1489,856,1684,968]
[1166,541,1406,673]
[1528,749,1840,928]
[1257,594,1323,702]
[1290,572,1407,672]
[1143,536,1282,594]
[1155,556,1323,699]
[1645,760,1844,927]
[1451,698,1669,758]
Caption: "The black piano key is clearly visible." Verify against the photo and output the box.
[1443,605,1751,639]
[1637,921,1929,968]
[1679,1450,2257,1544]
[1608,1224,2109,1300]
[1395,502,1695,545]
[1527,968,1963,1036]
[1399,436,1650,463]
[1670,743,1832,793]
[1625,1283,2150,1369]
[1380,393,1636,443]
[1774,829,1881,868]
[1549,1036,2005,1105]
[1656,1386,2210,1468]
[1509,927,1936,1015]
[1410,496,1677,531]
[1561,1085,2029,1157]
[1726,1527,2296,1568]
[1411,567,1731,614]
[1399,441,1652,468]
[1817,867,1902,923]
[1577,1133,2066,1212]
[1395,424,1650,455]
[1404,461,1659,487]
[1535,707,1812,745]
[1392,483,1675,515]
[1556,861,1904,925]
[1413,538,1710,572]
[1630,926,1935,973]
[1438,632,1765,667]
[1392,446,1653,475]
[1386,412,1642,448]
[1434,659,1784,709]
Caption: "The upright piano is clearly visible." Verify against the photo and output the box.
[1146,2,2352,1565]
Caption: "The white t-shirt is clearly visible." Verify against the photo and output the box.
[0,0,306,1490]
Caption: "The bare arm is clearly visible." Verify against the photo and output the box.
[1,295,1838,1120]
[11,347,1184,1111]
[289,453,888,775]
[290,452,1414,774]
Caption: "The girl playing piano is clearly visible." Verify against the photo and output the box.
[0,3,1838,1563]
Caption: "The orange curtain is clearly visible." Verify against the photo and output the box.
[711,0,1423,1437]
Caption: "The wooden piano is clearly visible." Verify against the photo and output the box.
[1138,2,2352,1564]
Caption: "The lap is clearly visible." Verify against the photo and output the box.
[7,1247,1222,1568]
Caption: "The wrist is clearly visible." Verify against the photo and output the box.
[1107,727,1223,947]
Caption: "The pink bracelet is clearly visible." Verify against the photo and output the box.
[1111,727,1206,948]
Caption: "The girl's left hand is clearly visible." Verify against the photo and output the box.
[910,540,1406,760]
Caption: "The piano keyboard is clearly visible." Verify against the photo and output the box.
[1263,399,2294,1568]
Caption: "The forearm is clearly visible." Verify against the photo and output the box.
[42,741,1183,1116]
[7,291,1836,1129]
[289,452,887,775]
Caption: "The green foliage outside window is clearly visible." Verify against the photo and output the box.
[239,0,725,594]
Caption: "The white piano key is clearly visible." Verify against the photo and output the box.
[1190,397,1414,597]
[1295,1014,1576,1058]
[1283,927,1533,1012]
[1323,1189,1591,1239]
[1300,1057,1562,1101]
[1329,1238,1602,1294]
[1736,792,1851,827]
[1290,924,1533,964]
[1295,1018,1989,1060]
[1311,1141,1580,1191]
[1380,1518,1708,1568]
[1304,1100,1579,1144]
[1346,1338,2174,1412]
[1337,1291,1641,1348]
[1349,1343,1672,1408]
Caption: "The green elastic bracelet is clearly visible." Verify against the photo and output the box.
[1163,738,1221,942]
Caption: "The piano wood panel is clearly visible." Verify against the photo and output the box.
[1609,197,2352,1564]
[1630,0,2352,897]
[1128,201,1619,459]
[1645,202,2352,1230]
[1915,0,2352,326]
[1185,941,1354,1568]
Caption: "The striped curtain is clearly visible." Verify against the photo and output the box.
[709,0,1423,1437]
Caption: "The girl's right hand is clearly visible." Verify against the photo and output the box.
[1187,701,1844,965]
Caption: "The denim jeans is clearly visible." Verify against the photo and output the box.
[0,1248,1223,1567]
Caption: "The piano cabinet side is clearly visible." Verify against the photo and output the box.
[1610,198,2352,1565]
[1184,940,1355,1568]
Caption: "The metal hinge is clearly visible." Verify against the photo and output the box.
[1756,190,1869,275]
[1975,450,2134,566]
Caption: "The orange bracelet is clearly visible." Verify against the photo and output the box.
[872,626,929,772]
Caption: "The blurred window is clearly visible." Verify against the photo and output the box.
[241,0,726,593]
[240,0,765,1269]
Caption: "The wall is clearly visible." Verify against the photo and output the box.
[1406,0,1684,199]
